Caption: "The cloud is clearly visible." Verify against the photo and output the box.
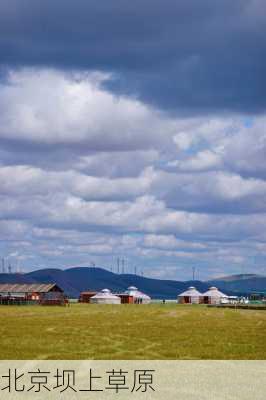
[0,62,265,278]
[0,219,30,240]
[166,116,266,179]
[168,150,222,172]
[0,0,265,114]
[0,68,174,151]
[223,118,266,179]
[150,169,266,214]
[0,164,155,200]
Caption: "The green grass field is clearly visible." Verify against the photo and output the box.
[0,303,265,359]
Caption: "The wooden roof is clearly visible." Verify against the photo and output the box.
[80,291,97,295]
[0,283,63,293]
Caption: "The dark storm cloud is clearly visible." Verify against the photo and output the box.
[0,0,265,114]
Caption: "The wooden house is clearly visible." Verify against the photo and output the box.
[0,283,66,305]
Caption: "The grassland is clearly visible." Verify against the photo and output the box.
[0,303,265,359]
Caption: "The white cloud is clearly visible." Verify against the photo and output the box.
[0,67,265,278]
[169,150,222,171]
[0,68,175,151]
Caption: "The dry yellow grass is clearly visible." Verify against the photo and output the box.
[0,303,265,359]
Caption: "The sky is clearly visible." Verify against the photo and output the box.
[0,0,265,280]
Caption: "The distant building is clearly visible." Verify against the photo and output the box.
[124,286,151,304]
[177,286,203,304]
[0,283,65,305]
[117,294,134,304]
[227,296,239,304]
[249,292,266,302]
[90,289,121,304]
[79,291,97,303]
[202,286,228,305]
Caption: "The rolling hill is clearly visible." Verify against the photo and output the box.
[0,268,265,298]
[208,274,266,294]
[0,267,209,298]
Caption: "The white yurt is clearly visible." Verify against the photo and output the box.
[202,286,228,305]
[124,286,151,304]
[90,288,121,304]
[177,286,203,304]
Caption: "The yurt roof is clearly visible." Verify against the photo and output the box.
[128,286,138,290]
[91,288,120,300]
[178,286,203,297]
[124,286,151,299]
[202,286,228,297]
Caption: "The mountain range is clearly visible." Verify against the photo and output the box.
[0,268,265,298]
[207,274,266,295]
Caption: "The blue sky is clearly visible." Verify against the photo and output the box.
[0,1,265,280]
